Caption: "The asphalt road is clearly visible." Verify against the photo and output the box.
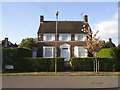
[2,76,120,89]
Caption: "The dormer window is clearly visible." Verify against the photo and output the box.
[43,34,55,41]
[59,34,71,41]
[75,34,86,41]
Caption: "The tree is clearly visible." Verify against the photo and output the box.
[19,38,37,49]
[84,27,104,57]
[84,27,104,73]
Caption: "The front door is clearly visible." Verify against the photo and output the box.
[60,44,70,61]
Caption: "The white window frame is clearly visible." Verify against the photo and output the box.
[75,34,86,41]
[43,34,55,41]
[74,46,87,57]
[43,46,55,57]
[59,34,71,41]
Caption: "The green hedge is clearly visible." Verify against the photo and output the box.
[97,47,118,58]
[14,57,64,72]
[98,58,118,71]
[70,57,119,71]
[3,47,32,69]
[70,57,94,71]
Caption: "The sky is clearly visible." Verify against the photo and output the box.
[0,1,119,45]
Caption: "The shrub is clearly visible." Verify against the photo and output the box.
[70,57,94,71]
[14,57,64,72]
[70,57,119,72]
[3,47,32,70]
[97,47,118,58]
[98,58,118,72]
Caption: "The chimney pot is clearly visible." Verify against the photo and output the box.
[40,15,44,23]
[84,15,88,23]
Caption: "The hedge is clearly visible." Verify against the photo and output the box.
[97,47,118,58]
[2,47,32,69]
[70,57,119,72]
[70,57,94,71]
[14,57,64,72]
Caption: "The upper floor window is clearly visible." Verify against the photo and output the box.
[43,34,55,41]
[75,34,86,41]
[59,34,71,41]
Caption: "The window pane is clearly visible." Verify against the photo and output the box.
[46,35,52,41]
[78,35,83,41]
[32,52,37,57]
[62,35,68,41]
[78,47,87,57]
[45,48,52,57]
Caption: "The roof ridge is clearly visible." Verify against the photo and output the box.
[44,21,84,22]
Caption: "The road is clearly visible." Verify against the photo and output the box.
[2,76,120,89]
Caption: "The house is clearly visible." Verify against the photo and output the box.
[37,15,92,61]
[2,37,18,48]
[103,38,116,48]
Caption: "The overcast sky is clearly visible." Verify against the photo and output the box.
[0,1,119,45]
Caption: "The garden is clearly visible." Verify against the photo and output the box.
[2,47,120,72]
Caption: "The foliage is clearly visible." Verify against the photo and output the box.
[84,27,104,56]
[2,47,32,70]
[97,47,118,58]
[70,57,94,71]
[98,58,118,72]
[14,57,64,72]
[70,57,119,72]
[19,38,37,49]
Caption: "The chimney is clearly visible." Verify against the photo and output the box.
[84,15,88,23]
[5,37,8,48]
[40,15,44,23]
[109,38,112,42]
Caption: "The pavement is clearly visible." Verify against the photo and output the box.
[1,75,120,89]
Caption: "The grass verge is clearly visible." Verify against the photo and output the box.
[1,72,120,76]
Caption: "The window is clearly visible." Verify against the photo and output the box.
[75,34,86,41]
[43,46,55,57]
[32,52,37,57]
[74,46,87,57]
[43,34,55,41]
[59,34,71,41]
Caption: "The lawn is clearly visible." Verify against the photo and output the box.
[1,72,120,76]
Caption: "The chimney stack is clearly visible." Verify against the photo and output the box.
[84,15,88,23]
[109,38,112,42]
[40,15,44,23]
[5,37,8,48]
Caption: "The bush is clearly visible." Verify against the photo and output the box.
[70,57,119,72]
[98,58,118,72]
[97,47,118,58]
[3,47,32,70]
[97,47,119,71]
[70,57,94,71]
[14,57,64,72]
